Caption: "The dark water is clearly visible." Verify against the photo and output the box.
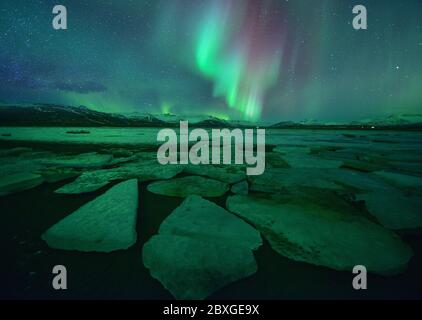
[1,177,422,300]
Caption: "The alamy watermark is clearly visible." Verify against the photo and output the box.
[52,265,67,290]
[52,5,67,30]
[352,265,368,290]
[52,4,368,31]
[156,121,266,176]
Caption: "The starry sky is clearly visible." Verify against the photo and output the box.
[0,0,421,122]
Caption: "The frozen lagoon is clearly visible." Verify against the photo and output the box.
[1,126,422,150]
[0,127,422,299]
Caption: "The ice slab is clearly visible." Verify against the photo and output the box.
[227,194,413,275]
[143,235,257,300]
[55,160,182,194]
[147,176,229,197]
[231,181,249,195]
[143,196,261,299]
[358,190,422,230]
[42,179,139,252]
[250,169,343,193]
[55,169,123,194]
[183,165,246,184]
[0,173,44,196]
[42,152,113,169]
[282,154,343,169]
[374,171,422,189]
[273,146,311,154]
[38,168,81,183]
[159,195,262,250]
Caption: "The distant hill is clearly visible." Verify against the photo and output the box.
[0,104,251,128]
[270,114,422,130]
[0,104,168,127]
[357,114,422,128]
[125,112,235,128]
[1,104,421,130]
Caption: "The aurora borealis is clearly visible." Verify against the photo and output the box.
[0,0,422,121]
[194,1,284,120]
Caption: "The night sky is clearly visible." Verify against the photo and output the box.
[1,0,421,122]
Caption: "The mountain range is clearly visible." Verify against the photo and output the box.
[0,104,421,130]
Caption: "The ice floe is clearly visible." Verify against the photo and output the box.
[0,173,44,196]
[374,171,422,189]
[231,180,249,195]
[265,153,290,169]
[147,176,229,197]
[55,160,182,194]
[42,152,113,169]
[55,169,118,194]
[357,190,422,230]
[143,196,261,299]
[282,154,343,169]
[250,169,343,192]
[227,194,413,275]
[143,235,258,300]
[341,159,382,172]
[183,164,246,184]
[158,195,261,249]
[38,168,81,183]
[42,179,139,252]
[273,146,311,154]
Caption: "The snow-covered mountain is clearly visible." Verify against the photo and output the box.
[0,104,167,127]
[1,104,421,129]
[126,112,226,125]
[358,114,422,126]
[271,114,422,130]
[122,112,264,127]
[0,104,246,128]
